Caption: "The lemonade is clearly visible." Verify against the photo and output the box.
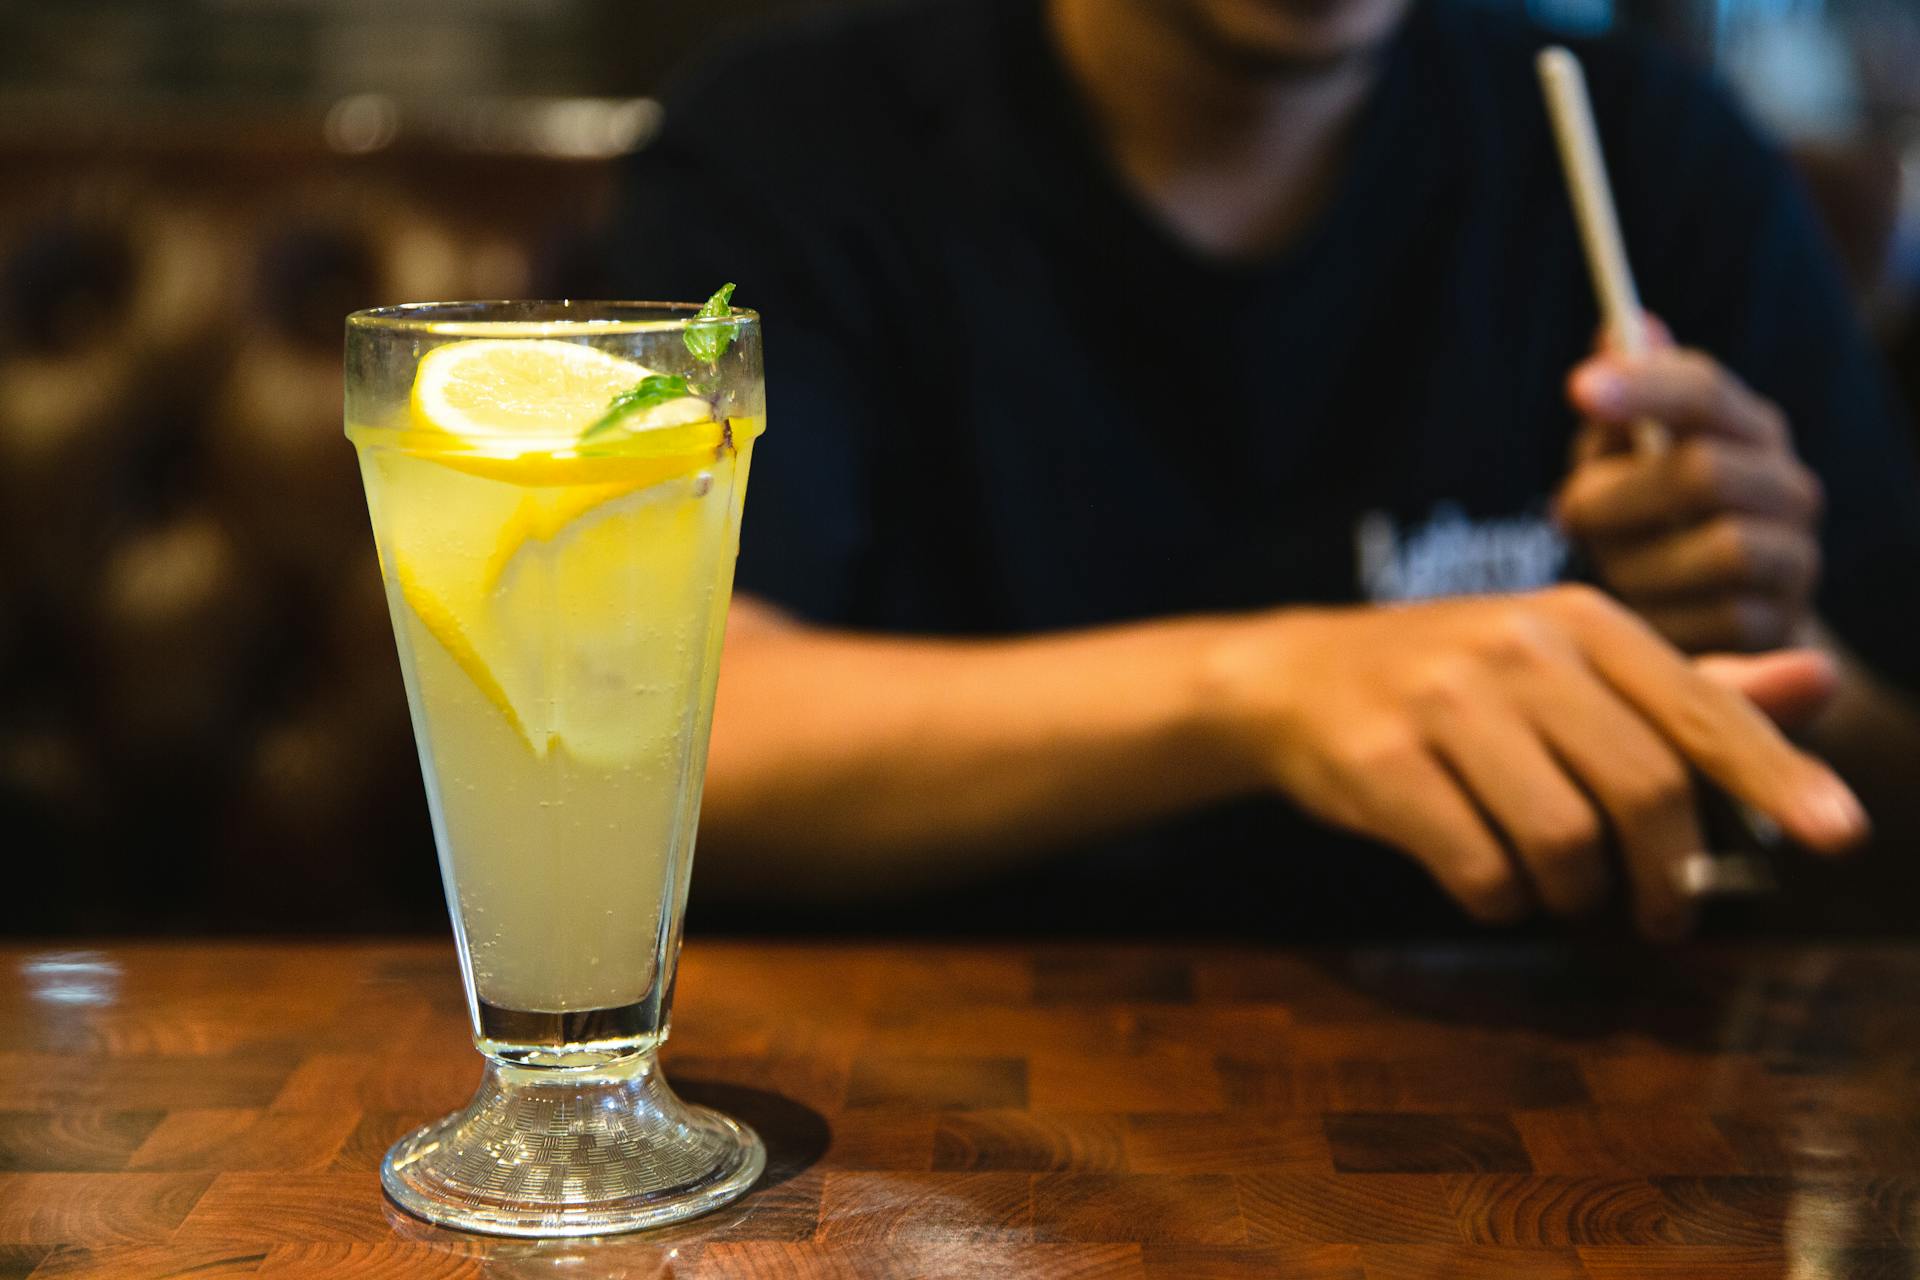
[350,299,768,1238]
[348,312,760,1028]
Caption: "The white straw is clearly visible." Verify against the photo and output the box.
[1540,46,1782,900]
[1537,46,1668,455]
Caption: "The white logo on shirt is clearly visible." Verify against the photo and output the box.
[1356,503,1569,602]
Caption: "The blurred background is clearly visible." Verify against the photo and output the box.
[1,0,1917,935]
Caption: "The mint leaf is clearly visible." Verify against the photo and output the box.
[580,374,693,441]
[684,282,738,365]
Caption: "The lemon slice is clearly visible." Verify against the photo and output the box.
[385,461,735,764]
[410,338,712,442]
[392,550,535,749]
[489,476,730,765]
[375,339,749,762]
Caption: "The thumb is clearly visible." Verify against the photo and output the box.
[1694,648,1838,732]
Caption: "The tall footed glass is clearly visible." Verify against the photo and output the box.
[345,300,765,1236]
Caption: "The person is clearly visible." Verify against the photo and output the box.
[608,0,1920,938]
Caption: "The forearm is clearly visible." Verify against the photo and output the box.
[697,597,1254,899]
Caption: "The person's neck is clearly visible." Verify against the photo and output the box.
[1048,0,1389,260]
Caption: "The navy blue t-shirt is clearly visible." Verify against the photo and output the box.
[611,0,1920,936]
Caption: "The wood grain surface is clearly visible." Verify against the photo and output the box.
[3,939,1917,1278]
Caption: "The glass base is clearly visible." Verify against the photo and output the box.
[381,1051,764,1237]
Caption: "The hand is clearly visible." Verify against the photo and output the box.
[1208,586,1866,937]
[1555,325,1823,652]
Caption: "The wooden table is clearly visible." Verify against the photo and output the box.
[3,939,1917,1278]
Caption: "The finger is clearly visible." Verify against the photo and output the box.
[1596,518,1820,603]
[1414,668,1608,915]
[1547,585,1868,854]
[1590,311,1674,354]
[1569,349,1788,446]
[1352,747,1530,925]
[1641,597,1792,653]
[1570,424,1600,466]
[1575,311,1678,458]
[1505,643,1703,939]
[1568,420,1630,467]
[1695,649,1839,734]
[1558,439,1823,538]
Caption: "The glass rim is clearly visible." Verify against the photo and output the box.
[346,299,760,338]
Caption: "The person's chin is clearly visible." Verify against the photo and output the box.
[1170,0,1412,75]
